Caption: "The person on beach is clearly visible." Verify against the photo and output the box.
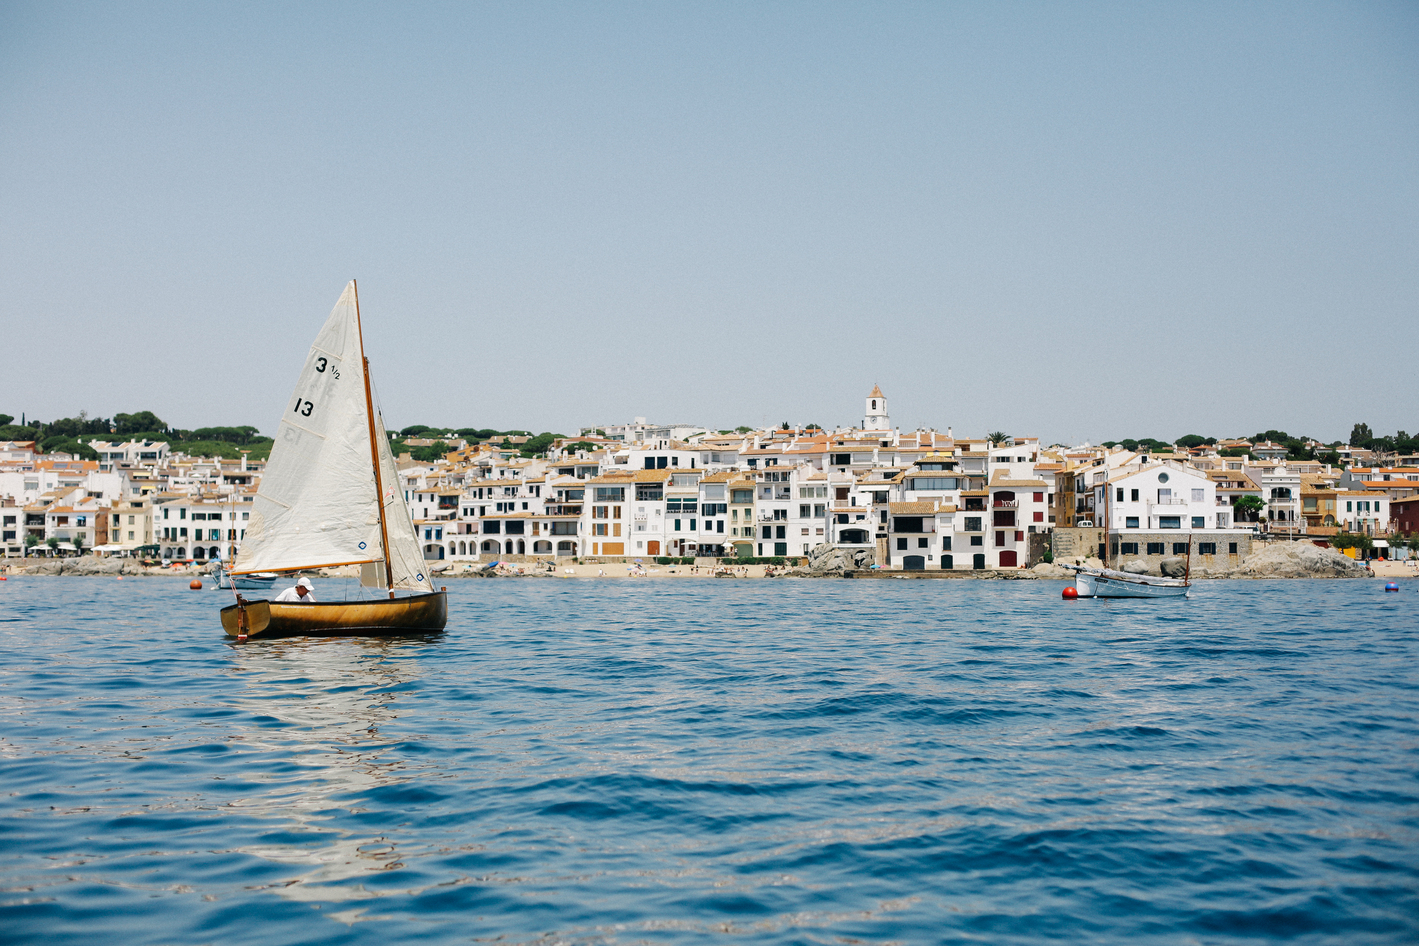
[275,577,316,602]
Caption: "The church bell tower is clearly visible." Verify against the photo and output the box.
[863,384,890,430]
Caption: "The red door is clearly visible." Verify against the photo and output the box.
[648,541,660,555]
[999,550,1018,567]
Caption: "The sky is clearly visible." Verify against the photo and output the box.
[2,1,1416,446]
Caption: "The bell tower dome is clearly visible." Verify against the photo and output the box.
[863,384,890,430]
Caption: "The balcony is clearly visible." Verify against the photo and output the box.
[992,500,1018,508]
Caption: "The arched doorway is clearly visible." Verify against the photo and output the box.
[557,541,576,556]
[505,540,515,555]
[517,540,525,555]
[999,550,1018,567]
[903,555,925,570]
[193,547,205,560]
[482,540,497,553]
[533,540,551,554]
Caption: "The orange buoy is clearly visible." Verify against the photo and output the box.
[1062,586,1078,599]
[190,579,203,590]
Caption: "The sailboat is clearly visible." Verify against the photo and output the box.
[220,281,448,640]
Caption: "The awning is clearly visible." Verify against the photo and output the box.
[1373,540,1389,548]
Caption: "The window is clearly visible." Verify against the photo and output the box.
[832,453,850,465]
[1125,516,1139,528]
[483,521,501,534]
[761,526,772,539]
[594,487,625,502]
[1147,542,1165,555]
[1033,492,1043,502]
[1172,543,1187,554]
[970,535,983,546]
[909,477,958,491]
[775,526,786,539]
[1160,516,1181,529]
[897,537,907,550]
[1116,487,1124,501]
[1199,542,1217,555]
[917,537,928,548]
[1033,511,1044,522]
[964,517,982,532]
[1120,542,1138,554]
[941,537,951,550]
[1192,489,1205,502]
[1192,517,1204,528]
[1229,542,1238,554]
[1130,489,1139,501]
[800,504,811,518]
[774,542,788,556]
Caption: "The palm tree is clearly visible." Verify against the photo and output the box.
[988,431,1011,446]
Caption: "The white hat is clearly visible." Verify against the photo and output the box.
[296,577,314,589]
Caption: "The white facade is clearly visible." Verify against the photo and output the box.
[1097,463,1233,533]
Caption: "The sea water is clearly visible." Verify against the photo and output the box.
[1,576,1416,944]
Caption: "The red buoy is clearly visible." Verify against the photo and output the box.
[1062,586,1078,599]
[189,579,202,590]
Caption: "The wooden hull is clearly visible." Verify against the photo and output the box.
[221,591,447,639]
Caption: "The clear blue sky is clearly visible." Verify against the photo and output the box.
[2,2,1415,444]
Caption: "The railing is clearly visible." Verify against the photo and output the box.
[992,500,1018,508]
[1152,499,1188,506]
[832,499,853,508]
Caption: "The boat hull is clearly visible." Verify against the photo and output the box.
[1075,572,1188,598]
[220,591,448,639]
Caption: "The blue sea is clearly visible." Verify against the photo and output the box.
[1,575,1416,944]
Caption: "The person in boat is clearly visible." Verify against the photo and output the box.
[274,577,316,603]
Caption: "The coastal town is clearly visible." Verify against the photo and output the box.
[2,386,1416,578]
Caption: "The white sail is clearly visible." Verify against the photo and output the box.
[232,282,383,574]
[361,411,435,592]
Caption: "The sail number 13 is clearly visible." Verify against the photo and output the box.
[292,398,314,417]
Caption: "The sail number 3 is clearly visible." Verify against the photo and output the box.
[314,356,340,379]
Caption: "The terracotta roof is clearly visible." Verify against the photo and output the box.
[869,383,884,397]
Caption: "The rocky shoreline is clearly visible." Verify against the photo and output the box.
[1,539,1377,581]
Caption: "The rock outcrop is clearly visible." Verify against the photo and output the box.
[1159,557,1188,578]
[1029,562,1072,579]
[803,543,876,576]
[1225,541,1368,579]
[1121,560,1150,574]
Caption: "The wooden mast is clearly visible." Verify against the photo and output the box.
[353,280,397,598]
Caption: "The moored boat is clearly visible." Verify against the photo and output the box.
[1065,564,1189,598]
[222,280,447,639]
[211,561,278,591]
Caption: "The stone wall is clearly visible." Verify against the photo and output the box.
[1106,531,1253,575]
[1051,527,1103,560]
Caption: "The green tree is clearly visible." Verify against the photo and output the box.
[72,533,84,554]
[1234,494,1265,521]
[45,536,60,553]
[24,534,39,556]
[987,431,1010,445]
[1176,434,1211,449]
[564,441,597,453]
[0,414,12,426]
[735,426,752,434]
[410,442,451,463]
[780,421,791,430]
[1349,423,1372,447]
[519,432,562,457]
[114,411,166,434]
[399,424,433,438]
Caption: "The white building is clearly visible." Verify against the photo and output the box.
[1096,463,1232,533]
